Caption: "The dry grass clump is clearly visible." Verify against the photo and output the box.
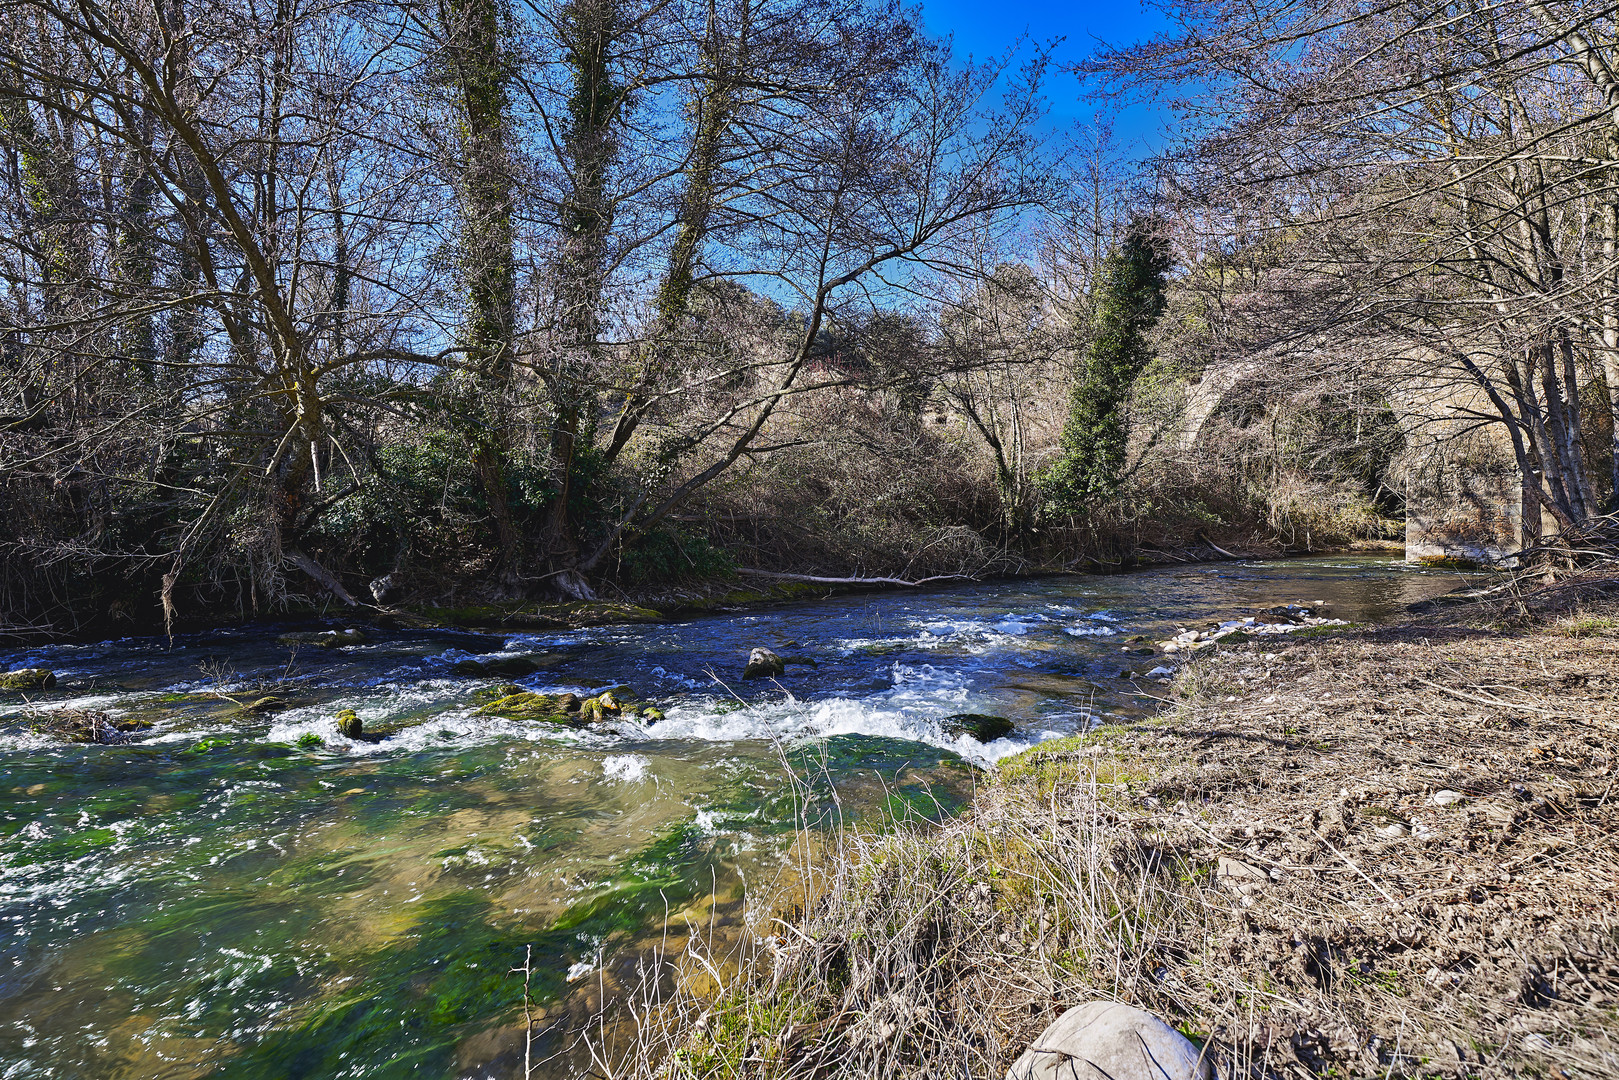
[26,709,150,743]
[602,625,1619,1080]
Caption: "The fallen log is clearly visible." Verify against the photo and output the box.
[735,568,977,588]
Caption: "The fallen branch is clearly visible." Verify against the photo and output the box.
[1197,534,1245,561]
[735,568,978,588]
[286,550,359,606]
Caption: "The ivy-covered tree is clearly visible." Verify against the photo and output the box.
[1041,215,1170,514]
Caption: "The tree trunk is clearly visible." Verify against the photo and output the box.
[543,0,625,597]
[443,0,521,591]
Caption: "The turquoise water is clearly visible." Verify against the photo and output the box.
[0,557,1461,1078]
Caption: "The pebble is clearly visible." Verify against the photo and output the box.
[1431,789,1466,806]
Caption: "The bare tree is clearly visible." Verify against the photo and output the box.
[1086,0,1619,538]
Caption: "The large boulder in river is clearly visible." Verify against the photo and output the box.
[743,647,785,680]
[943,713,1014,742]
[1004,1002,1210,1080]
[1,668,55,690]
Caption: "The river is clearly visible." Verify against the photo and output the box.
[0,556,1462,1079]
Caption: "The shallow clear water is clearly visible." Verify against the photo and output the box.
[0,556,1461,1079]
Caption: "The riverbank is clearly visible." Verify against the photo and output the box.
[3,529,1405,647]
[621,590,1619,1079]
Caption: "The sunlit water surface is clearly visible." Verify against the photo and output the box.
[0,557,1462,1079]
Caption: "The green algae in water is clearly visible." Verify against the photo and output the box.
[202,826,719,1079]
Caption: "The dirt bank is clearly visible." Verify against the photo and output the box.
[622,607,1618,1079]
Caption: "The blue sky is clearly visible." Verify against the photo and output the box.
[920,0,1174,154]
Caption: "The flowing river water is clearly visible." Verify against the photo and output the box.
[0,556,1464,1079]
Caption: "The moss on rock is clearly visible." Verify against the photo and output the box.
[474,691,580,724]
[335,709,363,739]
[1,668,56,690]
[277,628,367,648]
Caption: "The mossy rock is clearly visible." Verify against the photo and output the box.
[638,707,666,724]
[471,683,527,703]
[418,601,665,631]
[1,668,56,690]
[240,696,289,714]
[278,628,367,648]
[335,709,363,739]
[942,713,1014,743]
[1216,630,1252,645]
[474,691,581,724]
[1416,555,1481,570]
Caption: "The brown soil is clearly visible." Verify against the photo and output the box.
[1083,623,1619,1077]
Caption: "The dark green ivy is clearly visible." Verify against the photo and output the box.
[1041,216,1170,515]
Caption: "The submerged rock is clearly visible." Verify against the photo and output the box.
[743,647,785,680]
[335,709,363,739]
[1,668,56,690]
[1004,1001,1210,1080]
[943,713,1014,742]
[452,655,548,677]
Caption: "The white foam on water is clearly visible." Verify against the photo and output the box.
[646,663,1041,768]
[5,692,126,713]
[601,754,651,783]
[1063,625,1118,637]
[257,688,603,755]
[648,665,702,689]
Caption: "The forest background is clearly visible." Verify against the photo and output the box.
[2,0,1617,637]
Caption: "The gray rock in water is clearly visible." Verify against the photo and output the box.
[743,647,785,680]
[942,713,1014,742]
[1004,1002,1211,1080]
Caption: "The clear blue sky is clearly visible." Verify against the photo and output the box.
[919,0,1173,154]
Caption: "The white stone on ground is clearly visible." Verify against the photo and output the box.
[1004,1001,1212,1080]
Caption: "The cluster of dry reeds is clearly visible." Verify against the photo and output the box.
[581,751,1245,1080]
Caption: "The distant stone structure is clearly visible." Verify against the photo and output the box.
[1392,389,1530,566]
[1180,354,1534,566]
[1401,449,1525,564]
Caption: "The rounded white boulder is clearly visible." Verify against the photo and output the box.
[1004,1001,1211,1080]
